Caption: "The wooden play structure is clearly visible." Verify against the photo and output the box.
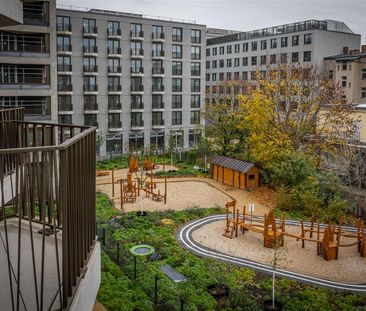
[223,200,366,261]
[211,155,260,191]
[143,157,155,171]
[129,150,139,173]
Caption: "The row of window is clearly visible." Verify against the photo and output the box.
[206,34,312,56]
[206,51,312,71]
[57,16,202,43]
[328,68,366,80]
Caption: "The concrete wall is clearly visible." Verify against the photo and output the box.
[0,0,23,26]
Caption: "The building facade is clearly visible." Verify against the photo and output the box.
[56,7,206,156]
[324,46,366,144]
[205,19,361,94]
[0,0,58,121]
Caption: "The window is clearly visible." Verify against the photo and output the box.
[206,48,210,56]
[58,75,72,91]
[280,53,287,64]
[227,59,232,67]
[251,56,257,66]
[304,34,312,45]
[270,54,276,64]
[152,25,163,39]
[131,77,143,92]
[234,72,240,80]
[108,95,121,110]
[212,73,217,81]
[83,37,97,53]
[57,35,71,51]
[131,59,142,73]
[191,95,200,108]
[56,16,71,31]
[108,113,121,128]
[303,51,311,62]
[108,39,120,54]
[242,57,248,66]
[108,76,121,91]
[191,62,200,76]
[172,95,182,108]
[58,95,72,111]
[129,132,144,150]
[131,112,143,128]
[206,73,210,81]
[219,60,224,68]
[191,79,200,92]
[243,42,248,52]
[292,35,299,46]
[213,47,217,55]
[191,46,201,60]
[260,55,267,65]
[361,87,366,99]
[107,21,120,36]
[242,71,248,80]
[261,40,267,50]
[226,72,232,80]
[172,61,182,75]
[292,52,299,63]
[206,61,210,69]
[106,137,122,154]
[280,37,288,47]
[83,18,96,33]
[341,76,347,88]
[172,44,182,58]
[83,76,97,91]
[83,57,97,72]
[172,78,182,92]
[84,114,97,127]
[191,29,201,43]
[219,46,224,55]
[361,69,366,79]
[190,111,200,124]
[235,44,240,53]
[342,63,347,71]
[234,58,240,67]
[189,129,201,147]
[328,70,334,80]
[172,111,182,125]
[57,55,71,71]
[172,27,182,41]
[152,77,163,91]
[152,60,163,74]
[152,42,163,57]
[227,45,232,54]
[270,39,277,49]
[131,23,142,37]
[152,111,164,126]
[59,115,72,125]
[219,72,224,81]
[130,41,142,55]
[251,41,257,51]
[212,60,217,68]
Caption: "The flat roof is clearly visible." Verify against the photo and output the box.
[324,52,366,61]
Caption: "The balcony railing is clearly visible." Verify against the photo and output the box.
[108,120,122,129]
[131,102,144,109]
[108,85,122,92]
[152,67,165,75]
[152,32,165,40]
[152,85,164,92]
[57,24,72,32]
[191,70,201,76]
[84,84,98,92]
[58,102,73,111]
[85,119,98,127]
[131,67,144,74]
[83,26,97,34]
[130,30,144,38]
[0,107,96,310]
[83,65,98,73]
[152,119,165,126]
[108,47,121,55]
[57,64,72,72]
[83,46,98,54]
[131,119,144,127]
[130,49,144,56]
[152,101,164,109]
[172,35,182,42]
[131,85,144,92]
[108,66,122,73]
[108,28,121,36]
[84,102,98,111]
[57,44,72,52]
[58,84,73,92]
[23,11,48,26]
[108,102,122,110]
[152,50,165,57]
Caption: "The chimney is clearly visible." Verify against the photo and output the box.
[361,45,366,53]
[342,46,349,54]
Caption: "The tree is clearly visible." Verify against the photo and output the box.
[196,136,212,172]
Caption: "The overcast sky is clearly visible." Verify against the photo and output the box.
[58,0,366,43]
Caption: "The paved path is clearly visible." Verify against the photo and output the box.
[177,214,366,293]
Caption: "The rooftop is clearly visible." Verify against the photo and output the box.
[211,155,256,173]
[207,19,356,46]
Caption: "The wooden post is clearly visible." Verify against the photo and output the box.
[301,221,305,248]
[164,176,167,204]
[235,208,239,237]
[112,168,115,198]
[120,179,123,210]
[310,217,314,238]
[317,222,320,255]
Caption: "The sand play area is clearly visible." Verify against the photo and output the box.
[192,219,366,283]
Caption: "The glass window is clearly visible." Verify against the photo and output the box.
[219,46,224,55]
[261,40,267,50]
[191,29,201,43]
[190,111,200,124]
[191,95,200,108]
[172,95,182,108]
[172,44,182,58]
[270,54,276,64]
[227,45,232,54]
[206,48,210,56]
[172,78,182,92]
[304,34,312,45]
[303,51,311,62]
[191,46,201,60]
[191,79,200,92]
[172,61,182,75]
[292,35,299,46]
[292,52,299,63]
[172,27,182,41]
[242,57,248,66]
[172,111,182,125]
[242,42,248,52]
[260,55,267,65]
[191,62,200,76]
[251,56,257,66]
[281,37,288,47]
[270,39,277,49]
[235,44,240,53]
[251,41,257,51]
[213,47,217,55]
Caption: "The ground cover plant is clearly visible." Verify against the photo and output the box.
[96,192,366,311]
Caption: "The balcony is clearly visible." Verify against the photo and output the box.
[152,32,165,41]
[108,120,122,131]
[152,85,165,93]
[152,67,165,76]
[108,102,122,112]
[84,65,98,74]
[152,119,165,129]
[57,23,72,33]
[0,108,98,311]
[108,84,122,93]
[131,67,144,76]
[85,119,98,127]
[58,102,73,114]
[84,84,98,94]
[131,85,144,94]
[58,84,73,93]
[108,66,122,75]
[83,46,98,55]
[152,101,165,110]
[23,6,48,26]
[57,64,72,73]
[130,30,144,40]
[83,26,98,36]
[131,119,144,130]
[57,44,72,54]
[108,47,122,56]
[84,102,98,113]
[130,49,144,58]
[152,50,165,59]
[131,101,144,111]
[108,28,122,38]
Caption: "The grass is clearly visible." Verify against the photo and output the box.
[95,192,366,311]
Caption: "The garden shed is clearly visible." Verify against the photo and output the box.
[211,155,260,190]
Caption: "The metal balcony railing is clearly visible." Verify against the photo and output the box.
[83,26,98,34]
[108,47,121,54]
[108,102,122,110]
[83,46,98,53]
[152,119,165,126]
[84,84,98,92]
[57,44,72,52]
[130,67,144,74]
[58,84,73,92]
[131,119,144,127]
[57,64,72,72]
[152,101,164,109]
[108,85,122,92]
[108,120,122,129]
[131,85,144,92]
[152,32,165,40]
[108,66,122,73]
[130,49,144,56]
[83,65,98,73]
[152,85,164,92]
[152,67,165,75]
[131,102,144,109]
[108,28,121,36]
[0,107,96,310]
[58,102,73,111]
[57,24,72,32]
[152,50,165,57]
[84,102,98,111]
[130,30,144,38]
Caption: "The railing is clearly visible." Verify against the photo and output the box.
[108,102,122,110]
[152,101,164,109]
[57,64,72,72]
[108,47,121,54]
[130,49,144,56]
[131,120,144,127]
[152,85,164,92]
[83,26,98,34]
[0,107,96,310]
[152,67,165,75]
[108,85,122,92]
[152,32,165,40]
[83,46,98,53]
[58,102,73,111]
[130,67,144,74]
[84,84,98,92]
[83,65,98,73]
[58,84,73,92]
[57,44,72,52]
[131,102,144,109]
[108,121,122,129]
[152,50,165,57]
[57,24,72,32]
[108,28,121,36]
[131,85,144,92]
[84,102,98,111]
[152,119,165,126]
[130,30,144,38]
[108,66,122,73]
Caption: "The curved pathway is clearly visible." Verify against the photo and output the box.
[177,214,366,293]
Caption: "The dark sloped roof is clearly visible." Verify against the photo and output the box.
[211,155,255,173]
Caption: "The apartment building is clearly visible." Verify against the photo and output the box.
[205,19,361,93]
[324,46,366,143]
[0,0,57,121]
[55,6,206,156]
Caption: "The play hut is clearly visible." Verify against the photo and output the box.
[211,155,260,190]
